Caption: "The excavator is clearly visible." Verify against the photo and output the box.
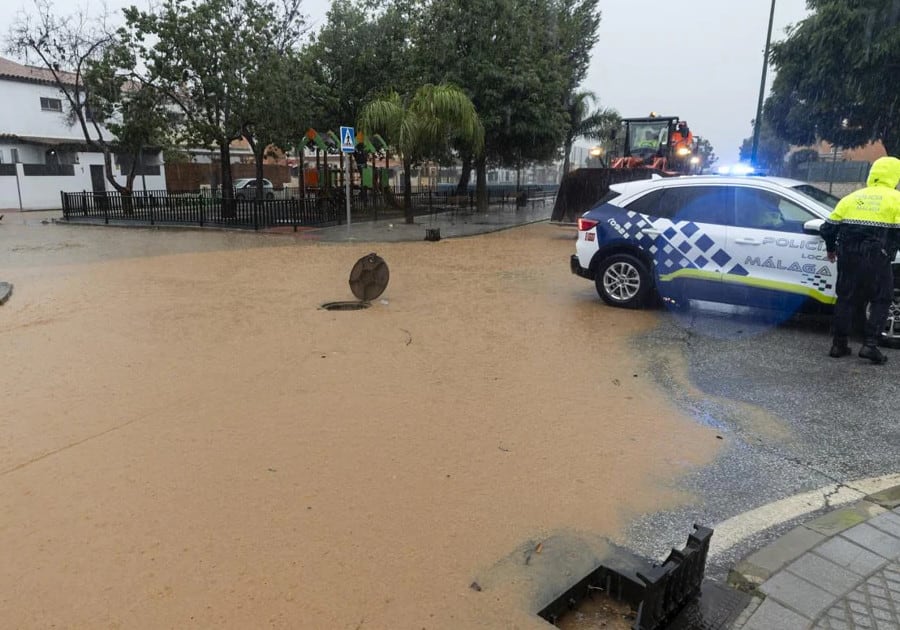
[610,115,695,174]
[552,114,698,223]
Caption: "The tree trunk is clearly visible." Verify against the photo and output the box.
[475,154,488,212]
[101,149,129,194]
[220,141,235,218]
[255,147,266,203]
[562,136,573,175]
[516,162,521,192]
[403,158,413,224]
[881,127,898,159]
[456,154,472,195]
[123,148,141,215]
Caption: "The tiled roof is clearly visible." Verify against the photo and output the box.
[0,56,77,86]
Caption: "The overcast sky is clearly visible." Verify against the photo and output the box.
[1,0,810,163]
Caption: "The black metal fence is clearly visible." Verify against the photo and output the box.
[61,186,557,230]
[61,190,342,230]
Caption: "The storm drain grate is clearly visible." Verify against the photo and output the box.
[540,525,715,630]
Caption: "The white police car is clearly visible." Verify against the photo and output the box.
[570,175,900,345]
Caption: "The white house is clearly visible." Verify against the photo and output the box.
[0,56,167,211]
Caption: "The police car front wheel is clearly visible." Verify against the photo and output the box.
[870,289,900,348]
[596,254,652,309]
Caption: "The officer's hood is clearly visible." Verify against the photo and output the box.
[866,156,900,189]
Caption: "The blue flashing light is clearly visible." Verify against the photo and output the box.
[716,163,757,176]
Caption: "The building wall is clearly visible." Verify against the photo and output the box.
[0,152,167,211]
[0,172,20,208]
[0,79,111,140]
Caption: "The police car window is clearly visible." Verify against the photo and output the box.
[625,189,665,216]
[733,187,815,233]
[660,186,731,224]
[596,190,622,206]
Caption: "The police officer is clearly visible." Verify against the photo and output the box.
[821,156,900,364]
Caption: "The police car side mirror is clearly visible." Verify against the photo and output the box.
[803,218,824,235]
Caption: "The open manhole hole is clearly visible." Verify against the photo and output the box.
[321,301,371,311]
[320,253,389,311]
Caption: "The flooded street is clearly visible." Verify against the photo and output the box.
[0,216,718,628]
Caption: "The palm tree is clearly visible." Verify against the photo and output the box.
[359,84,484,224]
[562,90,620,175]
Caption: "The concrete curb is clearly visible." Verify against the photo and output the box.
[728,483,900,629]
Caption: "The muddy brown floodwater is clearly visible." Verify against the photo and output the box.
[0,220,718,628]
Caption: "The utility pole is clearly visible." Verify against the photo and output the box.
[751,0,777,166]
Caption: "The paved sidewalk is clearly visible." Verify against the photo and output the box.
[51,201,556,243]
[730,486,900,629]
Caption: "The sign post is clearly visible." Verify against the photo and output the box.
[340,126,355,238]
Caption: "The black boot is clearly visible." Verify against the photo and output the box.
[859,344,888,364]
[829,338,852,358]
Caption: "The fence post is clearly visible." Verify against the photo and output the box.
[253,201,259,231]
[60,192,67,220]
[103,198,109,225]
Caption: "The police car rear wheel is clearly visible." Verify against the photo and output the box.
[596,254,652,309]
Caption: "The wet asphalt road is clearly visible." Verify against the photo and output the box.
[627,302,900,579]
[6,215,898,584]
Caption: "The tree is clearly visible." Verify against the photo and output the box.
[231,0,308,201]
[5,0,168,194]
[122,0,307,211]
[306,0,419,132]
[416,0,602,207]
[695,137,718,171]
[562,90,619,174]
[83,44,172,193]
[739,119,788,174]
[359,83,484,223]
[767,0,900,155]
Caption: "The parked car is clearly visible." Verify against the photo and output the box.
[570,175,900,346]
[233,178,275,200]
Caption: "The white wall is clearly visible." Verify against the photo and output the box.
[0,79,112,140]
[17,168,76,210]
[0,152,167,211]
[0,173,20,211]
[79,152,167,193]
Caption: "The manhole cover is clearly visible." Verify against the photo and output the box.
[349,253,389,302]
[0,282,12,305]
[320,301,371,311]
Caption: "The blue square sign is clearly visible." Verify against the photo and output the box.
[340,126,355,153]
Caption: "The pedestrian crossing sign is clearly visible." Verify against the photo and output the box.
[340,126,355,153]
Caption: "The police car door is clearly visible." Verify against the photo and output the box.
[652,185,733,302]
[729,185,835,310]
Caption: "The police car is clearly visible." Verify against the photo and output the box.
[570,175,900,346]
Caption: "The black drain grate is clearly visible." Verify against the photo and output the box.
[538,526,715,630]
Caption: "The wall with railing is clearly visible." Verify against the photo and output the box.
[0,151,168,210]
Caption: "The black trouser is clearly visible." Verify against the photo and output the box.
[832,249,894,345]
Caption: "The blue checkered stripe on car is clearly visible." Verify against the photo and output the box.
[615,211,750,277]
[799,273,833,292]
